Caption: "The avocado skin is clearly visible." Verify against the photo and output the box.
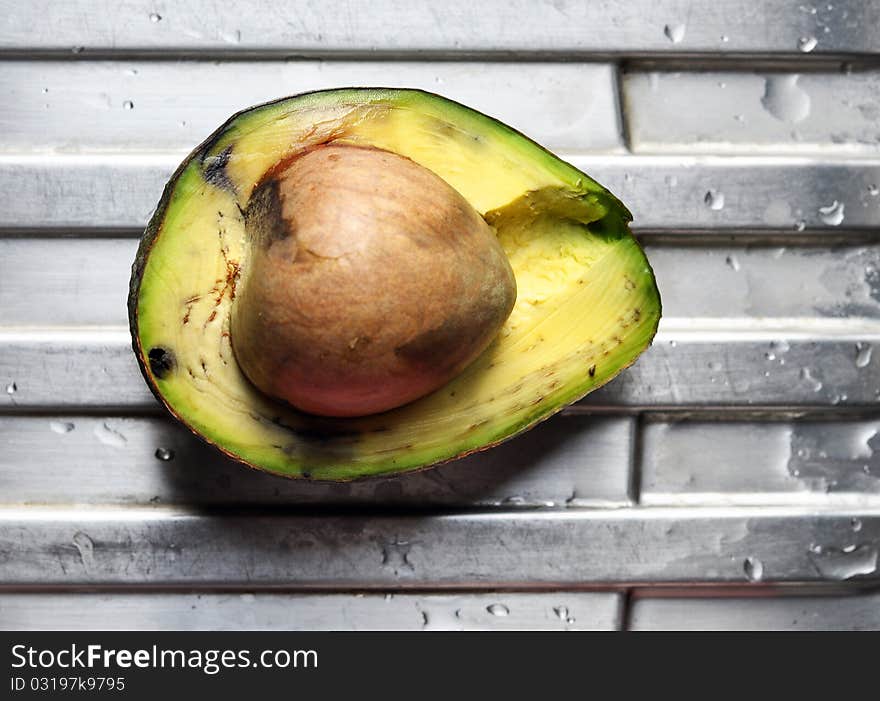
[128,88,661,481]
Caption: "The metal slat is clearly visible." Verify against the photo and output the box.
[0,1,875,55]
[629,593,880,630]
[0,415,634,508]
[625,70,880,154]
[5,331,880,411]
[0,61,622,154]
[5,238,880,326]
[0,507,877,586]
[641,420,880,506]
[0,592,623,631]
[3,154,879,231]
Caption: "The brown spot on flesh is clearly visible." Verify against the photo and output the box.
[148,347,175,379]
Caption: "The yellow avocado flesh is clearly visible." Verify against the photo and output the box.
[133,89,660,480]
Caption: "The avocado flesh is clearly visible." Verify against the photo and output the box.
[131,88,660,480]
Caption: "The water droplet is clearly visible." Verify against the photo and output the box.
[50,421,75,434]
[665,174,678,187]
[843,544,857,553]
[800,367,823,392]
[761,75,811,123]
[149,12,162,22]
[851,517,863,532]
[708,361,722,371]
[725,254,740,271]
[856,342,873,368]
[72,532,95,570]
[93,422,127,448]
[797,35,818,52]
[772,340,791,354]
[154,447,175,461]
[704,190,725,210]
[794,219,806,232]
[240,593,255,603]
[6,382,17,395]
[669,339,677,347]
[486,603,509,617]
[818,200,845,226]
[41,87,49,94]
[721,35,730,43]
[384,593,393,602]
[734,114,745,123]
[71,46,84,54]
[808,545,878,579]
[744,556,764,582]
[765,352,776,361]
[663,23,686,43]
[123,100,134,110]
[552,605,575,624]
[718,81,727,89]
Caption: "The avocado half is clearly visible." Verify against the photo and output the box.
[129,88,661,480]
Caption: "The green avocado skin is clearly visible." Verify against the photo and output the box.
[128,88,661,481]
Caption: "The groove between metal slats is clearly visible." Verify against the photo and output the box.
[1,1,876,55]
[0,506,877,586]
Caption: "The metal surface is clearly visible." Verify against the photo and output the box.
[629,592,880,630]
[0,593,623,631]
[2,1,877,56]
[1,507,878,587]
[3,1,880,629]
[0,415,634,508]
[0,61,622,153]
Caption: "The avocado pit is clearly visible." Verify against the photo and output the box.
[230,144,517,417]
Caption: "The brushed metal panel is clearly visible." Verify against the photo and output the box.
[625,70,880,154]
[3,155,879,231]
[629,593,880,630]
[0,61,622,153]
[0,507,877,586]
[0,415,634,508]
[1,1,875,55]
[0,238,135,326]
[0,154,174,229]
[0,592,623,630]
[589,332,880,409]
[642,420,880,506]
[5,330,880,410]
